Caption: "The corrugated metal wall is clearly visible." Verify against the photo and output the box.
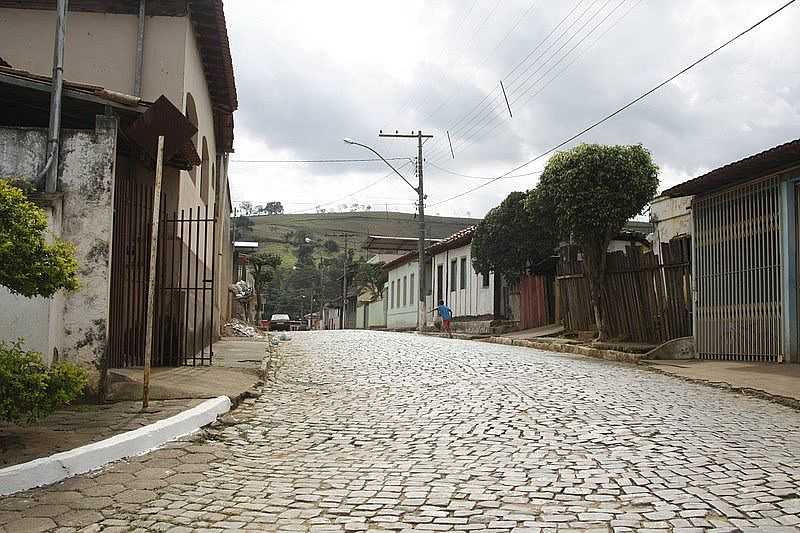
[694,176,784,361]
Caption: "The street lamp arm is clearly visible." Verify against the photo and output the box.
[344,138,418,193]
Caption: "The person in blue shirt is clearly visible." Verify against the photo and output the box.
[433,299,453,338]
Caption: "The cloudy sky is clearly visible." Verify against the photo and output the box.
[224,0,798,218]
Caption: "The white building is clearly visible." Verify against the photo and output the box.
[429,227,498,320]
[385,254,431,330]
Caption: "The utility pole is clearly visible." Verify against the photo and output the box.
[326,232,353,329]
[378,130,433,332]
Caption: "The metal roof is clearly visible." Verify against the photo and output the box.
[662,138,800,197]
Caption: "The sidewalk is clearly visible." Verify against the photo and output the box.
[645,359,800,404]
[0,337,267,469]
[108,337,267,402]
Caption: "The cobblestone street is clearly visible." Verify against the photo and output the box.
[3,330,800,532]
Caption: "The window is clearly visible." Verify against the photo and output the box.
[482,272,490,287]
[460,257,467,289]
[390,281,395,308]
[403,276,407,306]
[410,273,415,304]
[437,265,444,301]
[450,259,457,291]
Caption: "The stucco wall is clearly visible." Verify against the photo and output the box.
[0,9,186,105]
[368,296,387,328]
[0,117,118,366]
[386,261,419,329]
[651,195,693,255]
[431,243,495,319]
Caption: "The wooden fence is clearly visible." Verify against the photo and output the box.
[556,239,692,344]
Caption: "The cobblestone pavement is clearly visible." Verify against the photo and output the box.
[3,330,800,532]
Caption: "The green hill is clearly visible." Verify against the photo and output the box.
[238,211,480,266]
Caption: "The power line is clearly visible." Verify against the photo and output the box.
[427,161,543,180]
[428,0,798,207]
[295,160,414,214]
[437,0,625,159]
[443,0,613,156]
[230,157,410,163]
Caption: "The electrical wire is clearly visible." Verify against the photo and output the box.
[427,161,543,180]
[230,157,410,163]
[427,0,798,208]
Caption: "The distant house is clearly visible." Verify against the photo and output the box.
[383,226,516,331]
[661,138,800,363]
[384,252,429,330]
[429,226,503,321]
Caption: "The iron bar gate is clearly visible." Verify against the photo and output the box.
[693,175,783,362]
[108,178,216,368]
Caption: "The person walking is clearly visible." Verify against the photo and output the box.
[433,299,453,339]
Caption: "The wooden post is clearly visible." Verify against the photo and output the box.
[142,135,165,409]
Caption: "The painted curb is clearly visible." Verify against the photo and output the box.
[0,395,231,496]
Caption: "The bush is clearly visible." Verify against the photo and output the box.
[0,341,88,424]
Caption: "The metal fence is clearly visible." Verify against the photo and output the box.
[108,178,216,368]
[693,175,784,362]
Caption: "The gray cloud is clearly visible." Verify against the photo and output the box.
[225,0,799,217]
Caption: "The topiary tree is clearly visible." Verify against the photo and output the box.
[0,179,79,297]
[472,190,557,286]
[534,143,658,340]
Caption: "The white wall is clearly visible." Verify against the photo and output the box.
[431,243,495,319]
[0,119,118,366]
[386,260,419,329]
[651,195,693,255]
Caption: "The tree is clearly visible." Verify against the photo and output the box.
[246,252,282,321]
[534,143,658,340]
[323,239,339,254]
[262,201,284,215]
[354,260,387,301]
[232,215,254,240]
[472,191,556,286]
[0,179,79,297]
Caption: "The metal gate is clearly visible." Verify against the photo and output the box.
[108,178,216,368]
[693,175,783,361]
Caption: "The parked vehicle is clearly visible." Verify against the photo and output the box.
[268,313,291,331]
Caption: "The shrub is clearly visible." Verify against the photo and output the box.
[0,341,88,424]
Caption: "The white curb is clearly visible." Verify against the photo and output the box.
[0,395,232,496]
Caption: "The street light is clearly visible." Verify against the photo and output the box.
[343,137,428,332]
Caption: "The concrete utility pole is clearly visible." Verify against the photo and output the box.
[377,130,433,332]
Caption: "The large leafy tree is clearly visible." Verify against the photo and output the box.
[472,191,557,286]
[534,143,658,340]
[246,252,282,320]
[354,260,387,301]
[0,179,79,297]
